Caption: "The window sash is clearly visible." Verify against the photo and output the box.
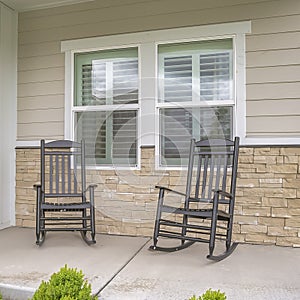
[75,110,137,166]
[73,47,139,166]
[158,38,234,167]
[159,106,233,166]
[74,47,138,107]
[158,39,234,104]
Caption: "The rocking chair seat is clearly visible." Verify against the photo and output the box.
[161,205,230,220]
[41,201,92,211]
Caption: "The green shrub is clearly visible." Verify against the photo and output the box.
[31,264,97,300]
[0,291,2,300]
[189,289,227,300]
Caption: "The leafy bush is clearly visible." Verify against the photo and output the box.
[31,265,97,300]
[0,291,2,300]
[189,289,226,300]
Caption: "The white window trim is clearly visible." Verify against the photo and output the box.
[61,21,251,169]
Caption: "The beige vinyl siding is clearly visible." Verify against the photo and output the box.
[17,0,300,141]
[18,123,64,140]
[247,100,300,116]
[247,32,300,52]
[247,82,299,100]
[247,116,300,136]
[18,41,61,58]
[18,67,64,84]
[246,49,300,69]
[246,7,300,138]
[18,81,64,96]
[18,95,64,111]
[18,54,64,71]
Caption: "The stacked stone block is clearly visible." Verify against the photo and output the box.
[15,145,300,247]
[235,147,300,247]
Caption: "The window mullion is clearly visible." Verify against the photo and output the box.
[192,54,200,104]
[106,61,113,105]
[192,54,201,139]
[106,111,113,163]
[106,61,114,162]
[158,54,165,103]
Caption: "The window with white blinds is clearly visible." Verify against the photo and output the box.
[158,39,234,166]
[64,22,250,169]
[74,48,138,166]
[200,52,231,101]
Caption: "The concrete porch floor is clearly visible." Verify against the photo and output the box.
[0,227,299,300]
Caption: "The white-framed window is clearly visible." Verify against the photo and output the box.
[73,47,139,167]
[62,21,251,169]
[157,39,234,166]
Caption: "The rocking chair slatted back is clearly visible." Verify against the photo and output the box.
[186,138,238,206]
[41,140,85,198]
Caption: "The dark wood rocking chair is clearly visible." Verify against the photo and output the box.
[34,139,97,245]
[150,137,240,261]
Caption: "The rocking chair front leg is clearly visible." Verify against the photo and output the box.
[90,186,96,243]
[81,185,97,245]
[150,188,164,250]
[207,191,219,259]
[35,185,46,245]
[207,215,238,261]
[226,217,233,251]
[35,203,40,245]
[181,214,188,246]
[207,192,238,261]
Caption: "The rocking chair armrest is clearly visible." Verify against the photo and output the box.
[87,184,98,190]
[155,185,186,197]
[213,189,232,199]
[85,184,98,193]
[33,183,41,190]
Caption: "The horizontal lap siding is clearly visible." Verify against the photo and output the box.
[247,100,300,117]
[17,0,300,140]
[246,8,300,137]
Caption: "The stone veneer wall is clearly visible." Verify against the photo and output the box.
[15,146,300,247]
